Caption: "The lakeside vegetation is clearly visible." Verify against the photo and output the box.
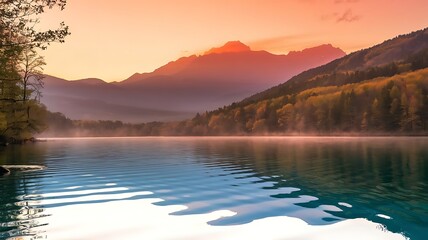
[0,0,69,144]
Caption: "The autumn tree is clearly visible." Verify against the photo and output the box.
[277,103,295,131]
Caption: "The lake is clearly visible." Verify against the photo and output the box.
[0,137,427,239]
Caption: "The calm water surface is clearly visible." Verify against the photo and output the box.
[0,137,427,239]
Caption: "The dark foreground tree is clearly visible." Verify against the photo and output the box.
[0,0,69,143]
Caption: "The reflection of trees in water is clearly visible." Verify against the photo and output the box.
[0,144,47,239]
[192,138,428,238]
[194,138,427,197]
[0,143,47,165]
[0,174,47,239]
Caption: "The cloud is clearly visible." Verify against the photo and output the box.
[321,8,361,23]
[336,9,361,22]
[320,0,361,23]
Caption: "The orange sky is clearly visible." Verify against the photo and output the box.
[39,0,428,82]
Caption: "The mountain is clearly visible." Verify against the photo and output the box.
[131,28,428,135]
[42,76,192,123]
[204,41,251,54]
[174,28,428,135]
[42,42,345,122]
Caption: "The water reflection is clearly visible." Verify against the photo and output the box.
[190,137,428,238]
[0,144,48,239]
[0,171,47,239]
[0,137,427,240]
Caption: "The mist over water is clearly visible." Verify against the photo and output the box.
[0,137,427,239]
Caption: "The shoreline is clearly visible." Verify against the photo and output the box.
[36,135,428,140]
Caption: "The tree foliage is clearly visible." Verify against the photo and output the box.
[0,0,69,143]
[0,0,69,49]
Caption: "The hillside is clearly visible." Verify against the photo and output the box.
[242,28,428,105]
[41,42,345,122]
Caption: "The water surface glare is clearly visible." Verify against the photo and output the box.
[0,137,427,239]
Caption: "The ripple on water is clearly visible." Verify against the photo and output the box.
[1,137,427,239]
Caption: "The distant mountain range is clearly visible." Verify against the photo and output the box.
[42,41,345,122]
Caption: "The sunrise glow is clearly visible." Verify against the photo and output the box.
[38,0,428,82]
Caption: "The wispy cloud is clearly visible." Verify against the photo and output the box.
[321,8,361,23]
[336,9,361,22]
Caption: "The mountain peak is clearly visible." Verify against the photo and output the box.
[75,78,107,85]
[204,41,251,55]
[288,44,345,56]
